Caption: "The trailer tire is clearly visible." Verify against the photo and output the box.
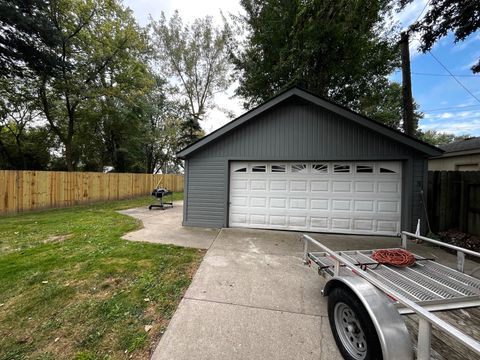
[328,286,383,360]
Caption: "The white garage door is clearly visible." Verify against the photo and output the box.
[229,161,402,235]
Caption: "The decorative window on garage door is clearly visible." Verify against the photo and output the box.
[232,163,247,172]
[252,164,266,172]
[271,164,286,173]
[356,165,374,173]
[333,164,350,173]
[312,163,328,173]
[378,162,401,174]
[291,163,308,173]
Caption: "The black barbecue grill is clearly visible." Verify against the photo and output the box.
[149,188,173,210]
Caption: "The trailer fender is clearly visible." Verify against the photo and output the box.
[324,276,413,360]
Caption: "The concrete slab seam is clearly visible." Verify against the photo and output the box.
[208,228,224,251]
[183,296,324,318]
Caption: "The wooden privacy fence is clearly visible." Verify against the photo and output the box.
[0,170,184,215]
[428,171,480,236]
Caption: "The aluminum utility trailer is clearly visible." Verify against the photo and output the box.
[303,231,480,360]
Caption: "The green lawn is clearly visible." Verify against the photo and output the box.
[0,193,204,360]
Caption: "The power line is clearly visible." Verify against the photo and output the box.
[427,51,480,104]
[422,104,480,112]
[412,71,479,78]
[413,0,431,25]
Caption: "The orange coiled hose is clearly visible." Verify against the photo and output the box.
[371,249,416,267]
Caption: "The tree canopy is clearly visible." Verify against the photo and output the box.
[150,11,232,142]
[400,0,480,73]
[232,0,400,114]
[0,0,65,78]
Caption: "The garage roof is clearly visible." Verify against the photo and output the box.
[177,87,443,158]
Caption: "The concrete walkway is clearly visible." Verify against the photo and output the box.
[119,203,480,360]
[119,202,220,249]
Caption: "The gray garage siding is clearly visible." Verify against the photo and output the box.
[183,99,429,233]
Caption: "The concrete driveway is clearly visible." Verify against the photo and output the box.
[151,227,340,360]
[120,203,480,360]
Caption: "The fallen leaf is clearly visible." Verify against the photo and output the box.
[144,325,153,332]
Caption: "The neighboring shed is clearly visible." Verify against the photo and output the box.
[177,87,442,236]
[429,137,480,171]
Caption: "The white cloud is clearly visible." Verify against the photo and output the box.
[394,0,429,30]
[124,0,242,26]
[419,119,480,135]
[420,110,480,135]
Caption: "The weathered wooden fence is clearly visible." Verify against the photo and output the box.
[428,171,480,236]
[0,171,183,215]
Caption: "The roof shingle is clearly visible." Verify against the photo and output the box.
[441,137,480,153]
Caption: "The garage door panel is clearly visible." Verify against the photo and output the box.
[290,180,307,191]
[332,199,351,211]
[229,161,401,235]
[270,198,287,208]
[290,198,308,209]
[230,213,247,225]
[232,180,248,190]
[289,216,307,227]
[354,200,374,212]
[250,180,267,191]
[231,196,248,207]
[377,201,399,213]
[311,181,329,192]
[270,215,287,226]
[378,181,400,193]
[311,199,329,210]
[250,214,266,225]
[353,219,374,231]
[310,217,329,229]
[250,197,267,207]
[332,181,352,192]
[355,181,375,192]
[331,218,351,230]
[377,220,399,233]
[270,180,287,191]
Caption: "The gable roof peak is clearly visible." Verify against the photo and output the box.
[177,87,442,158]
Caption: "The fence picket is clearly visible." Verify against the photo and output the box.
[428,171,480,236]
[0,171,183,215]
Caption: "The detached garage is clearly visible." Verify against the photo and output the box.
[177,87,442,236]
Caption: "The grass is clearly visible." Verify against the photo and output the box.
[0,193,205,360]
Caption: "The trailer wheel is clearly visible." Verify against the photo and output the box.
[328,286,382,360]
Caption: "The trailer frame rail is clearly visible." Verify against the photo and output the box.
[303,233,480,359]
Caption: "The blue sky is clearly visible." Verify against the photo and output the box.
[392,0,480,136]
[124,0,480,136]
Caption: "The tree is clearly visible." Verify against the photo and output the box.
[37,0,152,171]
[418,129,472,146]
[150,11,232,132]
[400,0,480,73]
[232,0,400,110]
[0,76,52,169]
[136,76,202,174]
[0,0,65,78]
[358,81,422,130]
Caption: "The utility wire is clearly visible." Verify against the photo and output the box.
[428,51,480,104]
[422,104,480,112]
[413,0,431,25]
[412,72,479,78]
